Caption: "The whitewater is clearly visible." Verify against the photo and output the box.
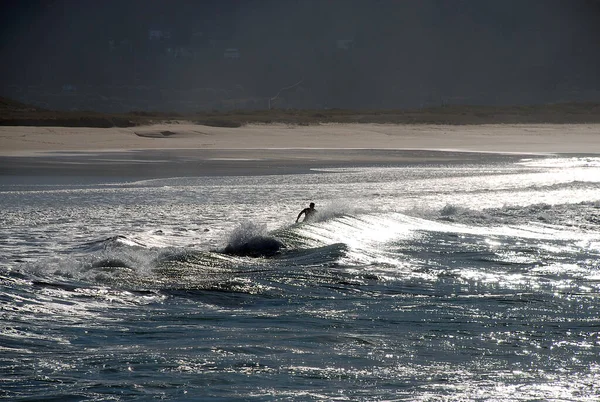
[1,151,600,401]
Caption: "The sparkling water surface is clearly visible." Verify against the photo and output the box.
[1,152,600,401]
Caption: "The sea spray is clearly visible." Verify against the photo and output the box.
[222,221,284,257]
[307,199,369,222]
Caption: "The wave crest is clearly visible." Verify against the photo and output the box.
[222,221,284,257]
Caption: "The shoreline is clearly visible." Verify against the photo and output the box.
[1,123,598,180]
[0,148,528,180]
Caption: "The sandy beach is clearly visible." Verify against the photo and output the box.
[1,123,599,155]
[1,123,599,178]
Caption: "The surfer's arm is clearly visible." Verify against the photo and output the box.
[296,209,306,222]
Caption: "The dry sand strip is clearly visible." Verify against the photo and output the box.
[1,123,599,156]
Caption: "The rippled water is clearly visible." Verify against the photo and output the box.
[1,152,600,400]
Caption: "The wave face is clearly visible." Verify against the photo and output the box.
[1,154,600,400]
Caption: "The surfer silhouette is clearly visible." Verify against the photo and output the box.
[296,202,317,223]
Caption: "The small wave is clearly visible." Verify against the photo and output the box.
[503,180,600,195]
[275,243,349,267]
[518,156,600,168]
[221,221,284,257]
[435,201,600,230]
[223,236,284,257]
[77,235,147,252]
[89,258,132,269]
[311,200,368,223]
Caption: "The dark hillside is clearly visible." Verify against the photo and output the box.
[1,97,599,128]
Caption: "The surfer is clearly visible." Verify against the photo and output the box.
[296,202,317,223]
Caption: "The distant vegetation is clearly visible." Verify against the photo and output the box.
[1,97,599,128]
[0,97,140,128]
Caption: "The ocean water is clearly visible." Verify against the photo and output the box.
[1,151,600,401]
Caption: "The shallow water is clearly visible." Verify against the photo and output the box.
[1,152,600,400]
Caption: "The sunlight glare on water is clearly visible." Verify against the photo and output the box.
[1,153,600,400]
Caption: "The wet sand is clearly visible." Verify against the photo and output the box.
[0,123,599,178]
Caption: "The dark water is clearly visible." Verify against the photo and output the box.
[1,154,600,400]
